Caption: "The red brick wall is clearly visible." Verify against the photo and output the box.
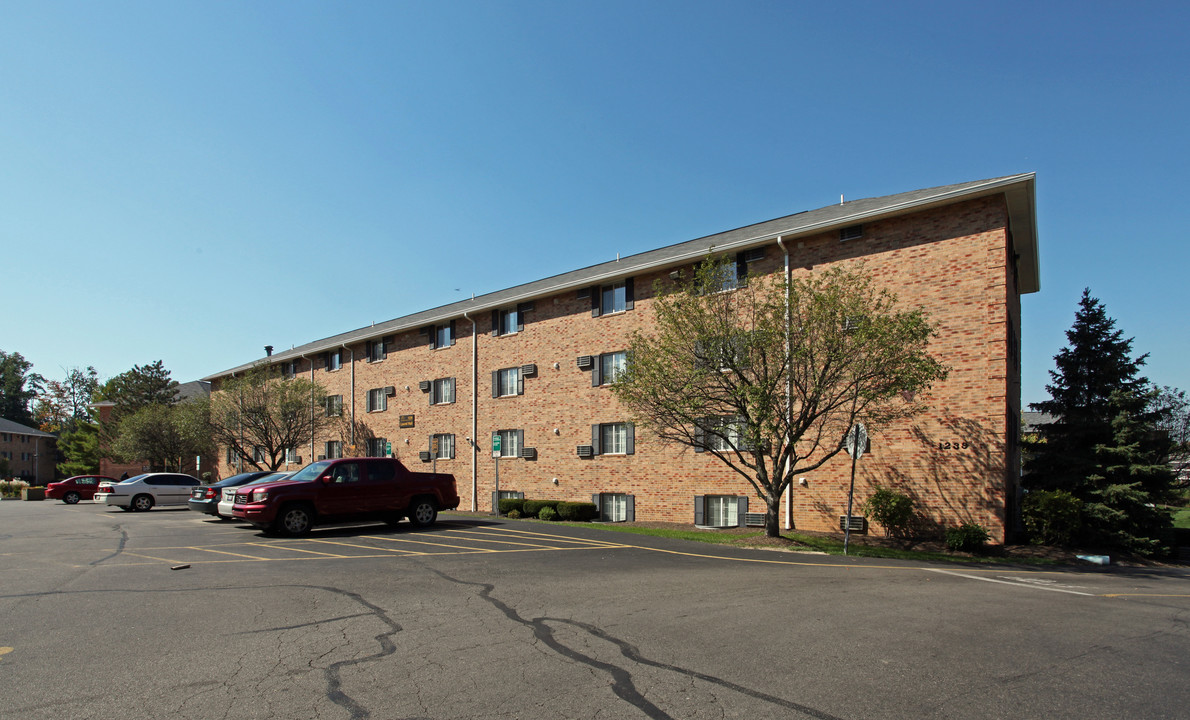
[212,195,1020,542]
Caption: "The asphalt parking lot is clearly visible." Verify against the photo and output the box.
[2,500,1188,720]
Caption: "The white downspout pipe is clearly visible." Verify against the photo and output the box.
[462,311,478,511]
[345,344,356,451]
[776,236,793,531]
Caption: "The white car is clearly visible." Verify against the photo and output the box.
[95,473,201,512]
[217,472,290,519]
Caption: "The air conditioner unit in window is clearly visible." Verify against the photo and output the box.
[520,447,537,461]
[418,380,431,392]
[384,386,396,396]
[576,445,594,458]
[576,356,594,370]
[418,451,432,462]
[520,364,537,377]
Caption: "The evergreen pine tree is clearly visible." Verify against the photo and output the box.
[1025,289,1175,554]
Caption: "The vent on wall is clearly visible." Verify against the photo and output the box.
[839,225,863,242]
[839,515,867,533]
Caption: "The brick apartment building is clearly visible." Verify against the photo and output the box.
[204,174,1039,542]
[0,417,57,485]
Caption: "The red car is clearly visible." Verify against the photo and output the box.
[46,475,118,504]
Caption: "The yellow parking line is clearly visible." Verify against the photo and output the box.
[188,546,270,560]
[456,526,628,548]
[122,551,187,564]
[443,529,614,549]
[245,542,348,558]
[307,539,419,554]
[362,535,500,552]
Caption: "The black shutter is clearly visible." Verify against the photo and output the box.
[491,310,500,336]
[625,277,635,311]
[590,286,601,317]
[516,302,531,331]
[625,424,635,455]
[383,335,393,358]
[591,425,601,455]
[492,371,499,399]
[517,430,525,455]
[735,252,748,287]
[694,422,705,453]
[592,355,602,387]
[321,351,330,369]
[450,320,456,346]
[427,326,437,350]
[737,496,748,528]
[625,495,635,522]
[591,493,602,517]
[694,496,705,525]
[365,340,374,361]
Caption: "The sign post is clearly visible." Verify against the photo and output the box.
[430,436,439,475]
[491,433,501,515]
[843,423,868,555]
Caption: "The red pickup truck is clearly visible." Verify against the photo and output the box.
[231,457,460,536]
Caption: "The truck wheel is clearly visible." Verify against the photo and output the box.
[275,504,314,537]
[132,494,154,512]
[409,498,438,528]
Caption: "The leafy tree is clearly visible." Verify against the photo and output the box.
[96,360,179,448]
[110,402,213,473]
[0,350,45,427]
[204,364,333,471]
[1025,289,1176,554]
[1149,385,1189,489]
[33,366,99,433]
[611,259,949,537]
[57,421,102,476]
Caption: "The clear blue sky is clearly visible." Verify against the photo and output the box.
[3,1,1187,407]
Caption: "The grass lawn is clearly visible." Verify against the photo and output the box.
[1173,507,1190,530]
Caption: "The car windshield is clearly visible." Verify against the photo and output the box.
[120,475,148,484]
[284,462,331,484]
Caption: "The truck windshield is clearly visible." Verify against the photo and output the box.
[286,461,332,483]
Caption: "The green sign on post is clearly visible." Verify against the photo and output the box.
[385,441,392,457]
[491,432,501,457]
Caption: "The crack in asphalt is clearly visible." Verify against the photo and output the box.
[427,567,845,720]
[90,524,128,565]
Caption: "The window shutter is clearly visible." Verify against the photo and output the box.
[517,430,525,454]
[321,351,329,369]
[427,326,437,350]
[590,425,601,455]
[516,302,531,331]
[592,356,602,387]
[447,378,455,401]
[365,341,374,361]
[590,286,601,317]
[383,335,393,357]
[365,392,373,412]
[625,424,635,455]
[735,252,748,287]
[694,496,705,526]
[625,277,635,311]
[450,320,456,346]
[491,310,500,336]
[625,495,635,522]
[737,496,748,529]
[492,371,499,398]
[591,493,602,516]
[694,423,705,453]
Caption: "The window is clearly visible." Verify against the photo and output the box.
[367,437,388,457]
[281,360,298,379]
[367,336,392,362]
[431,377,455,405]
[696,416,748,453]
[286,447,300,463]
[226,447,240,464]
[599,493,633,522]
[253,446,266,463]
[366,388,387,412]
[593,351,627,386]
[325,394,343,417]
[330,462,361,483]
[431,433,454,460]
[492,367,522,397]
[424,321,457,349]
[591,422,634,455]
[839,224,863,242]
[325,441,342,459]
[705,496,739,527]
[492,303,532,336]
[494,429,522,458]
[695,334,746,372]
[589,278,634,317]
[324,350,342,371]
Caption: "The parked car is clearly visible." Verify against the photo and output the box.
[217,472,290,519]
[231,457,459,536]
[188,471,284,518]
[45,475,118,504]
[95,473,201,512]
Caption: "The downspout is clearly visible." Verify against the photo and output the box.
[462,311,478,511]
[303,353,313,469]
[776,236,793,530]
[345,344,356,450]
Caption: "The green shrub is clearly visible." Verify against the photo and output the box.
[506,509,521,519]
[946,522,989,552]
[1022,489,1083,546]
[523,500,560,517]
[861,486,916,538]
[557,502,599,522]
[0,480,30,498]
[538,506,558,521]
[498,498,526,515]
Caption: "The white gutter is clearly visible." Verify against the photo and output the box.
[462,311,478,511]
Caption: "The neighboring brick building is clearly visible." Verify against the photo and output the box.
[0,417,57,485]
[94,380,215,479]
[204,174,1039,542]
